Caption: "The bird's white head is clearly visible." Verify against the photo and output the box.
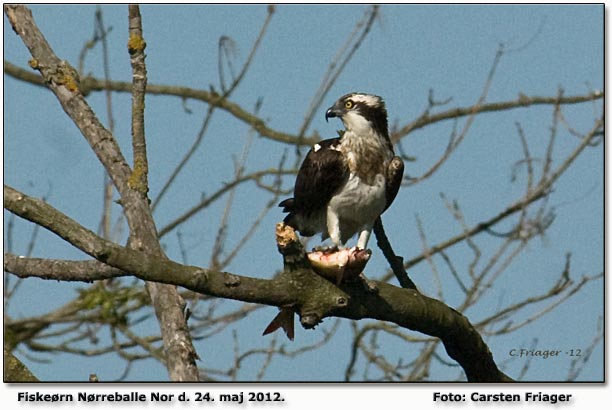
[325,92,389,139]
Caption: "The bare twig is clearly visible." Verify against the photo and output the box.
[406,43,504,186]
[5,58,602,148]
[297,5,379,139]
[157,167,294,238]
[96,7,116,240]
[151,7,274,211]
[388,116,602,280]
[394,90,603,141]
[127,5,149,197]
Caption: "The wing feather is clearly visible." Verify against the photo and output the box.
[293,138,348,214]
[384,155,404,211]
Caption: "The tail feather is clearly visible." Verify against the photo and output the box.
[278,197,320,237]
[279,198,298,229]
[278,198,294,213]
[283,213,298,230]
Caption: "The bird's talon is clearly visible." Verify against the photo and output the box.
[312,245,339,254]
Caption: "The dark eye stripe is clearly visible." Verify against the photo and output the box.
[352,101,389,141]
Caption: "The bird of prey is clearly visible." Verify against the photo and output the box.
[265,93,403,339]
[280,92,404,253]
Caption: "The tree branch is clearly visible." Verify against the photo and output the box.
[5,58,602,148]
[383,117,603,281]
[157,168,294,238]
[151,7,274,211]
[127,5,149,197]
[124,4,199,381]
[4,4,199,381]
[5,184,512,381]
[4,349,39,382]
[373,217,416,289]
[3,59,320,147]
[4,254,126,281]
[394,90,603,141]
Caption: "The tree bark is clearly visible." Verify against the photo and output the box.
[4,349,39,382]
[4,4,199,381]
[5,185,512,381]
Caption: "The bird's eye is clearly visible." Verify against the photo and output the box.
[344,100,354,109]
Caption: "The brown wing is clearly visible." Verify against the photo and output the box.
[384,155,404,212]
[295,138,348,212]
[281,138,349,218]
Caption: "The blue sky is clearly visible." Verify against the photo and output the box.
[3,4,603,385]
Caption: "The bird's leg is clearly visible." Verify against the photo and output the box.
[326,208,343,250]
[356,226,372,250]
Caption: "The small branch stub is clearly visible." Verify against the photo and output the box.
[275,222,301,254]
[224,273,241,287]
[275,222,311,271]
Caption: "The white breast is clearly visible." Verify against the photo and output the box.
[328,172,387,244]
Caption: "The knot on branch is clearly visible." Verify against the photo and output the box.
[27,58,39,69]
[127,157,149,196]
[191,269,209,289]
[224,273,241,287]
[38,60,80,94]
[127,33,146,55]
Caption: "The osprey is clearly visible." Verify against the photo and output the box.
[280,92,404,251]
[265,93,403,339]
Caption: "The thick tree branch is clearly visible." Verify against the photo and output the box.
[5,185,512,381]
[124,5,198,382]
[4,254,126,281]
[3,184,336,309]
[4,4,199,381]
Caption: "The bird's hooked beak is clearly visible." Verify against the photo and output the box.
[325,104,343,122]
